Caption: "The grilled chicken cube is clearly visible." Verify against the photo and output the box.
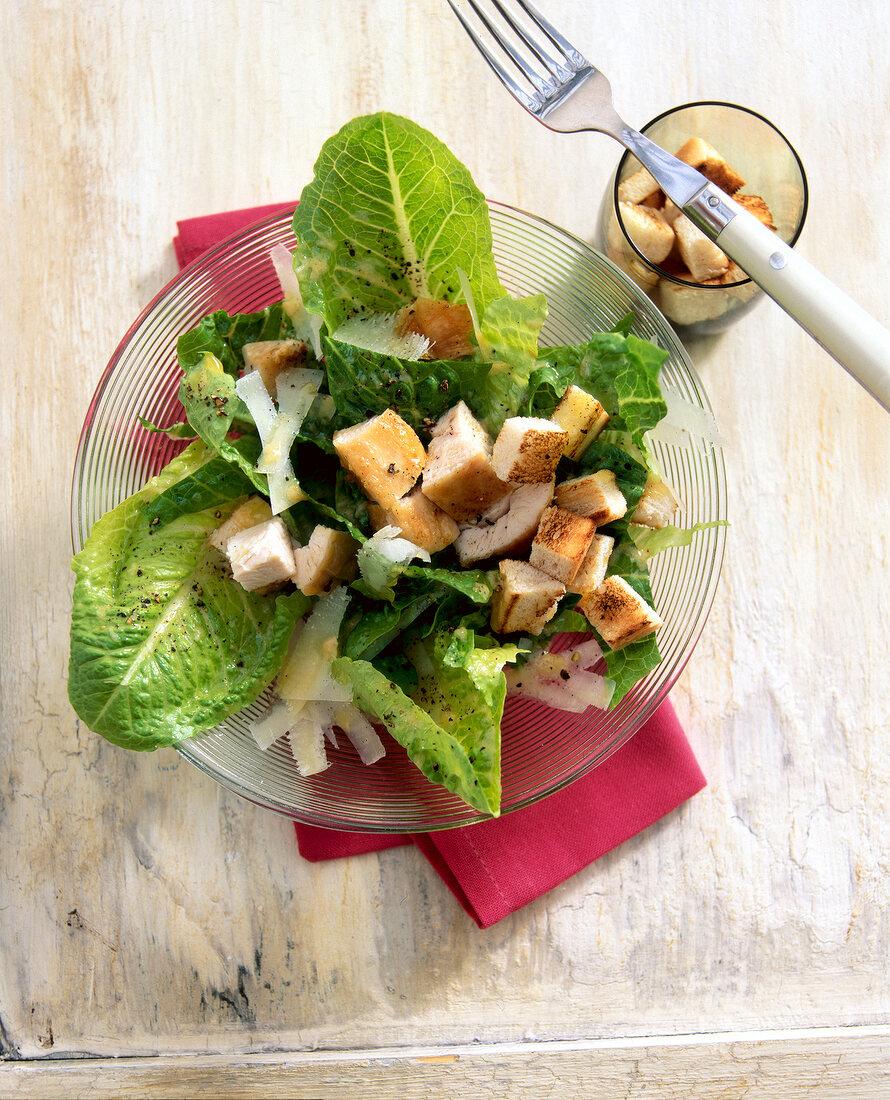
[631,478,680,529]
[292,526,359,596]
[422,401,511,521]
[225,517,296,592]
[490,559,565,636]
[208,496,273,554]
[550,385,610,461]
[242,339,308,395]
[578,575,663,650]
[568,533,615,595]
[394,298,475,360]
[491,417,568,484]
[554,470,627,526]
[529,506,597,585]
[454,481,554,567]
[367,484,459,554]
[332,408,426,509]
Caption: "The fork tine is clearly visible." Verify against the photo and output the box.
[446,0,539,111]
[486,0,572,86]
[512,0,589,70]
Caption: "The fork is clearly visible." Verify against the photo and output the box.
[448,0,890,413]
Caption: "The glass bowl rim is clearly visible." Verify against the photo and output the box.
[611,98,810,290]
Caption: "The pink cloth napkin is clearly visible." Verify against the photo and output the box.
[174,205,708,928]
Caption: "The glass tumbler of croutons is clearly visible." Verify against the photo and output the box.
[598,101,808,335]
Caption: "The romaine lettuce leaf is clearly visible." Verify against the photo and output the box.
[292,112,506,331]
[177,304,289,377]
[68,441,308,750]
[629,520,727,558]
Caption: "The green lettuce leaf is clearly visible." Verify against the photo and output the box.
[176,304,289,378]
[292,112,505,331]
[629,520,728,558]
[68,441,308,750]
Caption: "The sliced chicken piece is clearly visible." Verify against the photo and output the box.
[490,559,565,636]
[619,201,675,265]
[568,533,615,595]
[554,470,627,526]
[242,339,307,394]
[630,478,680,530]
[674,137,746,194]
[367,484,459,554]
[454,481,554,567]
[578,575,663,650]
[550,385,610,461]
[673,215,730,282]
[491,417,568,484]
[208,496,273,554]
[529,506,597,586]
[291,526,359,596]
[225,517,296,592]
[421,401,511,522]
[394,298,475,360]
[332,408,426,510]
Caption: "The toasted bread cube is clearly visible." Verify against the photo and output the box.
[530,506,597,585]
[333,408,426,509]
[490,559,565,636]
[242,339,307,395]
[619,201,675,264]
[675,137,746,194]
[422,401,511,521]
[554,470,627,526]
[578,575,663,650]
[394,298,475,360]
[658,277,732,325]
[617,166,660,205]
[226,517,296,592]
[292,526,359,596]
[732,193,776,231]
[367,484,459,554]
[631,478,680,529]
[673,215,730,282]
[209,496,274,554]
[704,261,760,303]
[568,533,615,595]
[454,481,554,566]
[550,385,610,461]
[492,417,568,484]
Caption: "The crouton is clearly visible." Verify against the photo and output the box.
[578,575,663,650]
[554,470,627,526]
[631,478,680,529]
[291,526,359,596]
[491,417,568,484]
[394,298,475,360]
[673,215,730,282]
[617,166,660,205]
[529,507,597,585]
[367,484,459,555]
[490,559,565,636]
[568,533,615,595]
[675,136,746,194]
[732,193,776,231]
[422,401,511,521]
[332,408,426,509]
[208,496,274,554]
[657,277,734,326]
[242,339,307,394]
[619,201,675,264]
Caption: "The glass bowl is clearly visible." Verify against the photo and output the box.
[599,101,808,336]
[71,203,727,832]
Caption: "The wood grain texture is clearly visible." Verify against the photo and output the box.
[2,0,889,1089]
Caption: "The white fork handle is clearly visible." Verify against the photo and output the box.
[712,201,890,412]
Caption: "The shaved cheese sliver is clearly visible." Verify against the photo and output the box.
[249,699,294,749]
[334,704,386,765]
[235,369,277,438]
[270,243,323,359]
[288,716,329,776]
[366,525,431,564]
[277,588,352,705]
[333,312,430,361]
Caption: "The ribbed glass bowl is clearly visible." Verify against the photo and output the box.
[71,203,727,832]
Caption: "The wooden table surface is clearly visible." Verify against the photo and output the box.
[3,1,889,1096]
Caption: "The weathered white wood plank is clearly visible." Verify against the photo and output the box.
[2,0,889,1081]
